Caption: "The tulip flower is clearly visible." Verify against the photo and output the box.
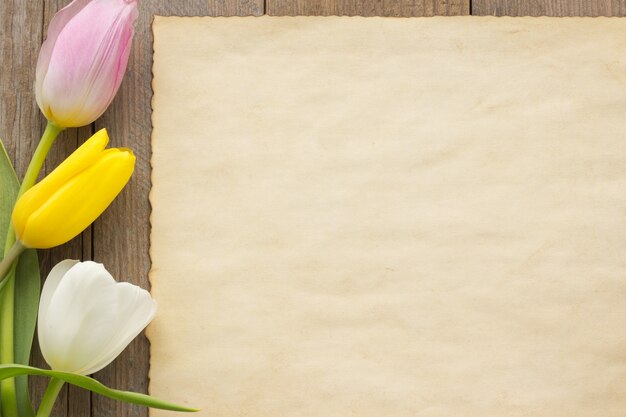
[11,128,135,250]
[38,260,157,375]
[36,0,139,128]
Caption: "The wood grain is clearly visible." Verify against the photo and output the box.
[267,0,469,15]
[0,0,622,416]
[473,0,626,16]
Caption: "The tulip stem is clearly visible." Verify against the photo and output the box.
[0,241,25,286]
[36,378,64,417]
[0,121,64,417]
[18,121,64,198]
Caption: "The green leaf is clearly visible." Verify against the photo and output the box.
[0,139,40,417]
[0,139,17,238]
[0,364,198,412]
[13,249,39,417]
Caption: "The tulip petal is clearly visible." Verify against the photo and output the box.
[23,148,135,248]
[36,0,92,119]
[80,282,156,375]
[78,0,138,124]
[12,129,109,242]
[38,259,79,322]
[39,262,120,372]
[41,0,138,127]
[38,261,156,375]
[17,146,135,249]
[37,259,80,365]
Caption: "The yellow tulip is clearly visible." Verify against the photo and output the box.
[12,129,135,249]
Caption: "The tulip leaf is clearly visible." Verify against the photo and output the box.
[0,139,40,417]
[0,364,198,412]
[13,250,39,417]
[0,138,15,239]
[0,139,17,254]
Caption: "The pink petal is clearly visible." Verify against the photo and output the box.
[40,0,138,126]
[36,0,92,112]
[79,0,138,122]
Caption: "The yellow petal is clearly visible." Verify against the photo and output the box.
[12,129,110,239]
[18,148,135,249]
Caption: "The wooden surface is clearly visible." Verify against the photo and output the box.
[0,0,623,415]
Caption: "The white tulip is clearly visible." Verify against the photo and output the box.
[38,260,157,375]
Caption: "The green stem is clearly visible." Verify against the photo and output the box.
[0,241,25,285]
[15,122,64,202]
[0,120,63,417]
[35,378,64,417]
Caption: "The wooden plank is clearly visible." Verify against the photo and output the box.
[472,0,626,16]
[0,0,57,415]
[209,0,264,16]
[0,2,44,179]
[91,1,263,417]
[267,0,470,16]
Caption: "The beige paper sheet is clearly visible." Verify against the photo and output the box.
[149,16,626,416]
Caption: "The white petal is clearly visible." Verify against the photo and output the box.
[40,261,118,372]
[39,259,79,319]
[80,283,156,375]
[38,259,80,358]
[38,261,157,375]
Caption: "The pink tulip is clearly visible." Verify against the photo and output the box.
[35,0,139,128]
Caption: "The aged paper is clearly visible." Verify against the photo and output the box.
[149,17,626,416]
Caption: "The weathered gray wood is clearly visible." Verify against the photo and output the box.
[473,0,626,16]
[267,0,470,15]
[0,3,44,176]
[209,0,264,16]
